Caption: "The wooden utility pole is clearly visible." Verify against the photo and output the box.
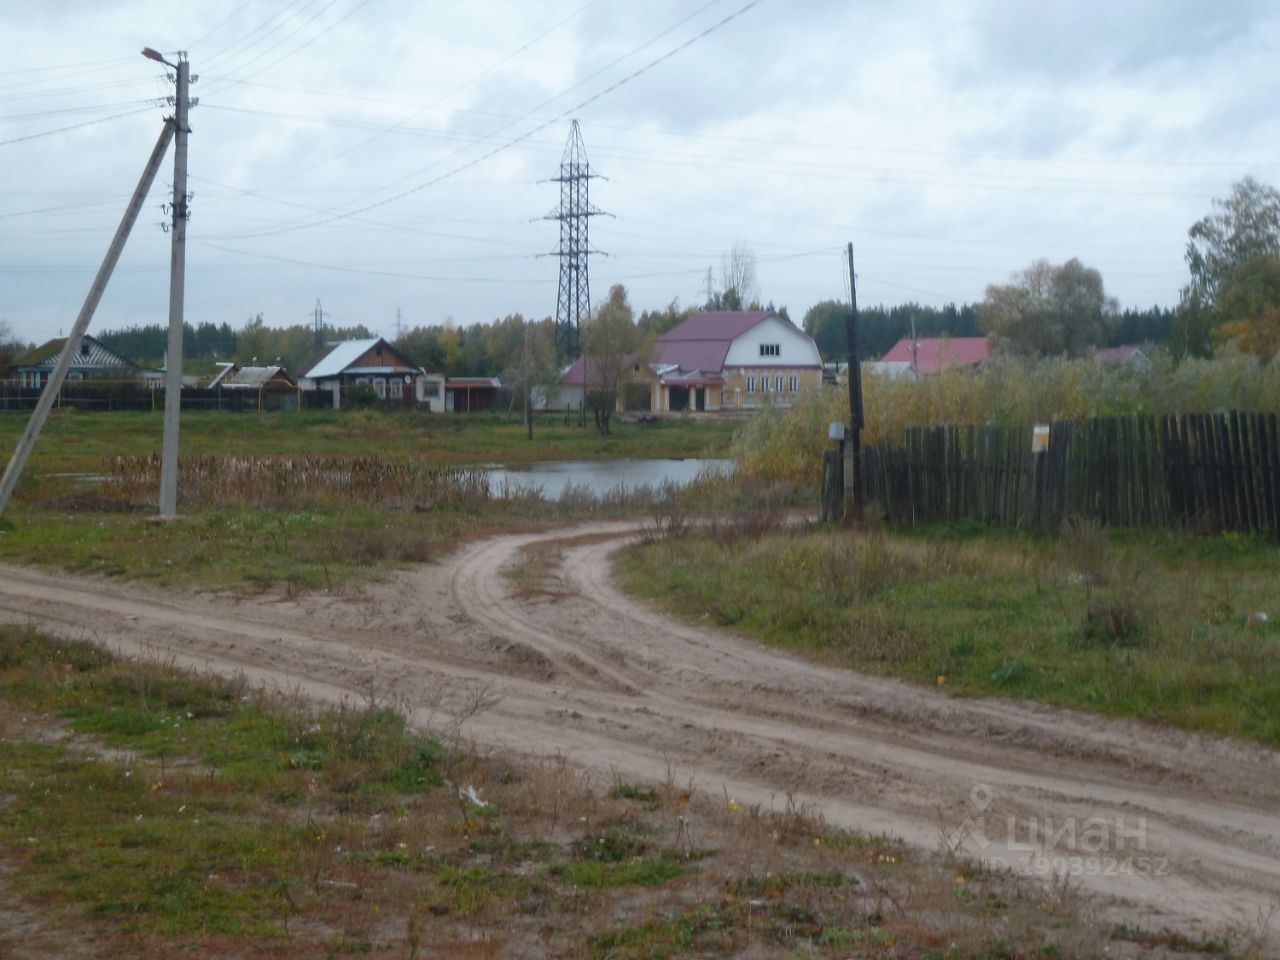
[158,53,191,518]
[0,122,176,519]
[845,242,865,521]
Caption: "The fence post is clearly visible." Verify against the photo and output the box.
[820,449,844,523]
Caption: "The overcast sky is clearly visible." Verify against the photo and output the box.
[2,0,1278,344]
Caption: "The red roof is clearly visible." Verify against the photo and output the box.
[878,337,990,373]
[655,310,777,373]
[658,310,774,342]
[559,355,643,387]
[1093,345,1143,363]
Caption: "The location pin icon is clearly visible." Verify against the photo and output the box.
[970,784,993,812]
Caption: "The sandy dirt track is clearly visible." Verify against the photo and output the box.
[2,521,1278,945]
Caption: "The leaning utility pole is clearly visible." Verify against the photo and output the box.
[0,119,176,519]
[845,242,865,521]
[542,120,609,362]
[158,51,193,518]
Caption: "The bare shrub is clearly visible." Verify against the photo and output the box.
[1059,515,1108,619]
[103,454,491,511]
[706,509,784,546]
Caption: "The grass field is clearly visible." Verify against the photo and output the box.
[1,625,1231,959]
[0,407,740,475]
[0,408,742,590]
[617,517,1280,746]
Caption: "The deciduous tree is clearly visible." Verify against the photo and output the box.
[1176,177,1280,356]
[1210,255,1280,358]
[979,258,1118,357]
[580,284,649,436]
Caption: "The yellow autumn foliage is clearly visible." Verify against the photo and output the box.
[732,350,1280,487]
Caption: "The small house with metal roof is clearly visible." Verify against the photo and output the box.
[11,334,157,389]
[301,337,427,409]
[209,362,297,391]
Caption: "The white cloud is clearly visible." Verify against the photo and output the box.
[1,0,1278,344]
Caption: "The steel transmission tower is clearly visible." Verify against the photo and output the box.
[543,120,608,361]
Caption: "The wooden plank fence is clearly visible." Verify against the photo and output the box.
[853,411,1280,537]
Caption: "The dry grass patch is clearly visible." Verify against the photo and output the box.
[0,626,1249,959]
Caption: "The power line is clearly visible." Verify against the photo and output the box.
[189,174,546,248]
[221,0,764,239]
[192,239,549,283]
[201,0,322,67]
[190,0,257,49]
[203,0,366,91]
[0,55,137,79]
[0,99,160,122]
[0,106,156,149]
[212,0,728,236]
[186,75,1278,173]
[256,0,609,190]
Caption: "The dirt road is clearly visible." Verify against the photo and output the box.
[2,521,1278,944]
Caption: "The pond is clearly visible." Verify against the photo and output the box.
[484,458,731,498]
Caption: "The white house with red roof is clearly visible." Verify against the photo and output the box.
[656,309,823,411]
[870,336,991,377]
[658,309,824,411]
[559,309,823,413]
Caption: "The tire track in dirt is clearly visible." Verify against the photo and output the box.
[2,525,1278,946]
[443,525,1280,943]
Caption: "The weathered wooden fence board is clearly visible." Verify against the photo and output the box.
[848,411,1279,536]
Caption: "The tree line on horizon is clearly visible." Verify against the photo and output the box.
[3,177,1275,379]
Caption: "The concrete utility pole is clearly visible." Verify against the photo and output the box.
[0,121,176,519]
[845,242,865,521]
[158,53,192,519]
[313,298,328,350]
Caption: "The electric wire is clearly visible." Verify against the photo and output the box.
[201,0,322,68]
[255,0,610,190]
[0,106,156,149]
[193,239,549,283]
[208,0,730,235]
[201,0,364,92]
[216,0,764,239]
[190,0,257,50]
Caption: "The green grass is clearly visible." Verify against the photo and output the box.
[0,502,480,590]
[0,407,740,591]
[0,626,1234,958]
[0,407,739,476]
[617,521,1280,746]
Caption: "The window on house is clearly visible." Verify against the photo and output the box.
[373,378,386,398]
[80,342,91,358]
[746,375,755,393]
[760,375,769,393]
[390,379,403,400]
[789,375,799,392]
[759,343,780,357]
[775,375,784,393]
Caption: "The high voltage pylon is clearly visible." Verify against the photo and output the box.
[542,120,609,362]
